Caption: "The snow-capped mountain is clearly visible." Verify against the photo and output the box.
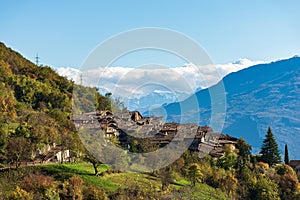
[119,90,189,113]
[56,59,264,112]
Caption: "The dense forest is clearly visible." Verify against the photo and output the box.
[0,42,300,199]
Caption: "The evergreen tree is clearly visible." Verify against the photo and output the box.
[235,138,252,170]
[260,127,281,166]
[187,163,203,187]
[284,144,289,164]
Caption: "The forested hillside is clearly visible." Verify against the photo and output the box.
[0,42,112,167]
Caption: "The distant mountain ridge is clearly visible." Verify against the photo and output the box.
[120,90,189,113]
[146,57,300,159]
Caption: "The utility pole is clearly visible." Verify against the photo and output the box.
[35,53,40,66]
[80,73,83,85]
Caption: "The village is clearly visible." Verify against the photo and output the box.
[71,110,300,174]
[72,110,239,159]
[18,109,300,175]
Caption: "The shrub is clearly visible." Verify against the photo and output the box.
[44,188,60,200]
[61,175,84,200]
[83,186,109,200]
[23,173,56,193]
[8,186,33,200]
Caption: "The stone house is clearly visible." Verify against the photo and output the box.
[289,160,300,173]
[35,144,77,163]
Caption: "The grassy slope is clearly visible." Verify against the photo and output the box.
[36,163,116,192]
[34,162,230,199]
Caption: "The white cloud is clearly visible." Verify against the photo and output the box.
[216,58,264,77]
[56,58,265,98]
[56,67,82,83]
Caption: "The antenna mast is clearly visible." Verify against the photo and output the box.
[35,53,40,66]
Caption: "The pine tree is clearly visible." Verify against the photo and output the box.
[260,127,281,166]
[284,144,289,164]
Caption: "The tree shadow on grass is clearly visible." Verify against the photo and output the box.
[36,164,93,181]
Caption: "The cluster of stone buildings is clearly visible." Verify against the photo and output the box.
[34,143,77,164]
[72,110,238,158]
[71,111,300,174]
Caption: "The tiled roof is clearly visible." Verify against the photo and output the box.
[290,160,300,167]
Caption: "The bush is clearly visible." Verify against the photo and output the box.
[254,175,280,200]
[44,188,60,200]
[275,164,296,176]
[83,186,109,200]
[61,175,84,200]
[23,173,56,193]
[8,186,33,200]
[272,168,299,200]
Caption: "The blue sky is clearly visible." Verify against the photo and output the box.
[1,0,300,69]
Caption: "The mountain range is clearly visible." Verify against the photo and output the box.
[146,57,300,158]
[119,90,188,113]
[56,59,264,112]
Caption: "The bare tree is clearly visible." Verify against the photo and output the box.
[6,137,32,170]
